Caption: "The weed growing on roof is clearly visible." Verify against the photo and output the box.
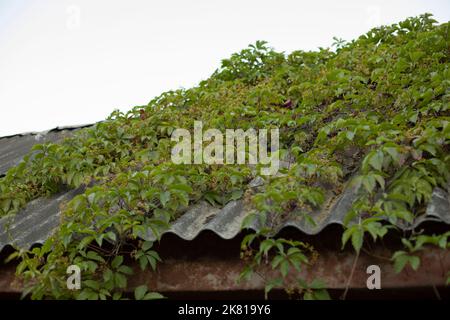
[0,13,449,299]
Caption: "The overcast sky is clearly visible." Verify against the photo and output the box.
[0,0,449,136]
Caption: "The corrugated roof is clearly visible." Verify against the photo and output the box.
[0,188,83,250]
[138,185,450,242]
[0,125,92,176]
[0,127,449,251]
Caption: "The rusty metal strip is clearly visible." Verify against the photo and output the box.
[0,246,448,294]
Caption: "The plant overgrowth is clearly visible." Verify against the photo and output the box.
[1,14,449,299]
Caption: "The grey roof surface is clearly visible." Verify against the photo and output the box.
[0,127,449,250]
[0,125,92,176]
[139,184,450,241]
[0,188,83,250]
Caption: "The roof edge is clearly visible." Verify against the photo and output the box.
[0,123,95,140]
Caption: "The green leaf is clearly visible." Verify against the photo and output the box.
[351,227,364,253]
[78,236,94,249]
[309,279,326,290]
[303,292,314,300]
[111,255,124,269]
[103,269,113,282]
[159,191,171,207]
[346,130,355,141]
[1,199,11,213]
[314,289,330,300]
[264,278,283,300]
[362,175,376,193]
[373,174,385,190]
[118,265,133,275]
[393,253,408,273]
[392,250,420,273]
[241,213,257,229]
[143,292,165,300]
[83,280,99,290]
[139,256,148,271]
[134,285,148,300]
[147,255,157,271]
[369,150,384,171]
[231,189,244,201]
[114,272,127,288]
[280,259,290,278]
[341,227,353,249]
[142,241,153,251]
[86,251,105,263]
[271,255,284,269]
[260,239,274,255]
[112,292,122,300]
[106,231,117,242]
[170,184,193,193]
[409,255,420,271]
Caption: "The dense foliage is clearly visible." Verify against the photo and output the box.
[1,14,449,299]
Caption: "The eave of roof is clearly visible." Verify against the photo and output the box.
[1,244,448,294]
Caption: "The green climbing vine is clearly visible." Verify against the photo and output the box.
[0,13,449,299]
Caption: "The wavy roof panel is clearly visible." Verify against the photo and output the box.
[0,128,449,251]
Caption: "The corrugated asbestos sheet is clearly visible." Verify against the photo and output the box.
[0,125,92,176]
[0,188,83,250]
[0,126,90,250]
[0,127,449,250]
[139,184,450,241]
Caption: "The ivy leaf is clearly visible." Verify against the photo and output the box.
[170,184,193,193]
[280,259,290,278]
[83,280,100,291]
[241,212,257,229]
[103,269,113,283]
[142,241,153,252]
[342,224,364,253]
[230,189,244,201]
[114,272,127,288]
[260,239,274,255]
[159,191,171,207]
[143,292,165,300]
[341,227,353,250]
[392,251,420,273]
[309,279,326,289]
[118,265,133,275]
[303,291,314,300]
[351,227,364,254]
[392,252,408,273]
[86,251,105,263]
[369,150,384,171]
[264,278,283,300]
[139,256,148,271]
[1,199,11,213]
[134,285,148,300]
[409,255,420,271]
[312,289,331,300]
[346,130,355,141]
[111,255,124,269]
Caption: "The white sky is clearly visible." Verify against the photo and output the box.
[0,0,449,136]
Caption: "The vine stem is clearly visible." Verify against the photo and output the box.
[341,251,360,300]
[431,284,441,300]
